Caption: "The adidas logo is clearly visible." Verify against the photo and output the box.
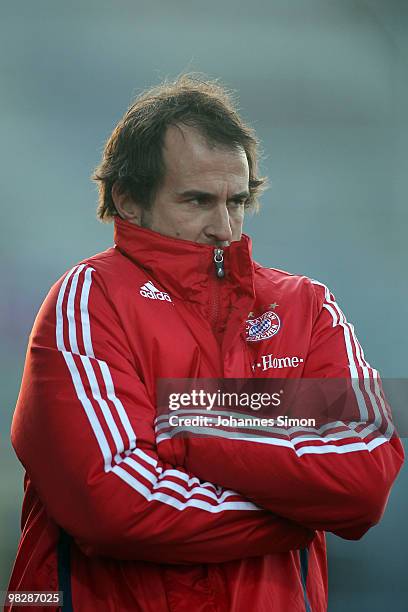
[140,281,172,302]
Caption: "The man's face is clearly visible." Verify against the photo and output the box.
[123,124,250,246]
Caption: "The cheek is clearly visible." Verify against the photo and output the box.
[230,210,245,227]
[230,212,245,238]
[158,207,203,239]
[152,205,183,232]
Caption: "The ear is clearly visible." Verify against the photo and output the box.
[112,182,142,225]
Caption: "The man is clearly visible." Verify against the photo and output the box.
[7,75,404,611]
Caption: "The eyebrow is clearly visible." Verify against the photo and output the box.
[177,190,250,201]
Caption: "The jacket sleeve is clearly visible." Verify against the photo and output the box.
[172,280,404,540]
[11,263,314,564]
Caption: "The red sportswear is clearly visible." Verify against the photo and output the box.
[7,217,404,611]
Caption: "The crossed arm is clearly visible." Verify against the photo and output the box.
[13,266,403,564]
[11,264,313,564]
[159,282,404,539]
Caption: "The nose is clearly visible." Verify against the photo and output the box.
[203,204,233,245]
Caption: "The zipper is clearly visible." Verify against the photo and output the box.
[213,248,224,278]
[208,248,224,334]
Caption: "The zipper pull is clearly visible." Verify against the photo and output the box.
[214,248,225,278]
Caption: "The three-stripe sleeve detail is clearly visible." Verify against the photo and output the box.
[55,265,258,513]
[311,280,393,440]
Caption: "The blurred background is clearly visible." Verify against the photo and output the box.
[0,0,407,609]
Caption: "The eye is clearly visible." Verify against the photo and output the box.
[188,197,211,207]
[228,198,247,209]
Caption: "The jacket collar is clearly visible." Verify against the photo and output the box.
[113,216,256,306]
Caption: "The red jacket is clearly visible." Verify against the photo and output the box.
[7,217,404,612]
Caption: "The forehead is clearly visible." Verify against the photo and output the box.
[161,124,249,187]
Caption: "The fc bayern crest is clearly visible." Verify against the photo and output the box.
[245,310,281,342]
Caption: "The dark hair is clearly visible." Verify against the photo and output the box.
[92,74,267,222]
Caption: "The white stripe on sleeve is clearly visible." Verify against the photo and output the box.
[55,266,255,512]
